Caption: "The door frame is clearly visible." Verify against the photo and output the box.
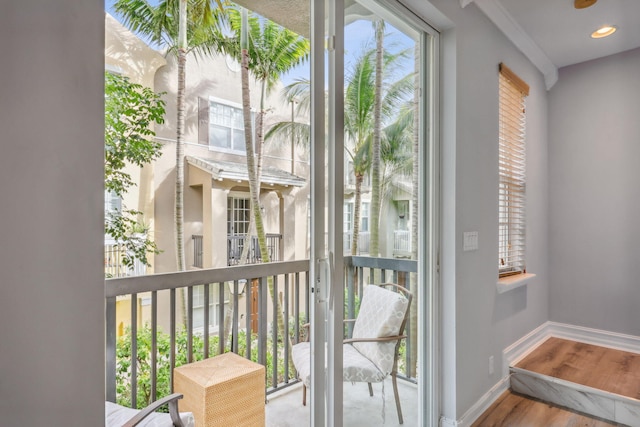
[308,0,441,426]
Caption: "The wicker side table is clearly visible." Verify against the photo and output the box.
[174,352,265,427]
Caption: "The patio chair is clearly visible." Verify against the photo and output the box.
[105,393,194,427]
[291,283,412,424]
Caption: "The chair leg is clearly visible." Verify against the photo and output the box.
[303,384,307,406]
[392,373,403,424]
[367,382,374,397]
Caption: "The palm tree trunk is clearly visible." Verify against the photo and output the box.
[177,0,188,326]
[408,42,420,377]
[352,174,364,256]
[370,20,384,260]
[239,10,289,372]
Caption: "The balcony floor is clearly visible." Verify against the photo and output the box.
[266,377,419,426]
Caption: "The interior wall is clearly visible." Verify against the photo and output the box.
[405,0,550,420]
[548,47,640,335]
[0,1,105,424]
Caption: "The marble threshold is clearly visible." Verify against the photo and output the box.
[510,366,640,426]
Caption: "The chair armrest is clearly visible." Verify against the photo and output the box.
[122,393,185,427]
[343,335,407,344]
[301,323,310,342]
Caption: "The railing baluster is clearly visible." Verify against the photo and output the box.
[232,280,239,354]
[170,288,176,392]
[284,273,290,382]
[130,293,137,409]
[204,283,209,359]
[151,290,158,401]
[403,272,411,377]
[105,296,117,402]
[246,278,252,360]
[187,286,193,363]
[258,277,267,368]
[304,273,310,325]
[218,281,225,355]
[294,273,300,344]
[271,275,278,389]
[347,263,355,337]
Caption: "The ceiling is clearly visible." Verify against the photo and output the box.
[498,0,640,68]
[235,0,640,89]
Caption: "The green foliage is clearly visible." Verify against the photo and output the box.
[116,318,305,410]
[104,72,165,270]
[105,72,164,197]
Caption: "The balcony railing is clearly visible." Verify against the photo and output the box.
[227,233,281,266]
[343,231,370,255]
[104,239,146,278]
[105,256,417,410]
[393,230,411,256]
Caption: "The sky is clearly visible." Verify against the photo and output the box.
[105,0,415,86]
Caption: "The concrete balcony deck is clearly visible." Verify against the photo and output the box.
[266,377,419,427]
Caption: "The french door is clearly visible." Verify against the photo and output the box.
[308,0,439,426]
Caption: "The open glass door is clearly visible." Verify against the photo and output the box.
[305,0,439,425]
[335,1,439,426]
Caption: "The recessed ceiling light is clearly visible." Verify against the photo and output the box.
[591,25,617,39]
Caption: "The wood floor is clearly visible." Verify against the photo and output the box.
[471,391,618,427]
[472,337,640,426]
[516,337,640,400]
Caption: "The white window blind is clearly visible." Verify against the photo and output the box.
[498,63,529,277]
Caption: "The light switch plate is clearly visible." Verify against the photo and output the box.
[463,231,479,251]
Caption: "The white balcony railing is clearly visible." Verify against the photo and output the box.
[104,239,146,278]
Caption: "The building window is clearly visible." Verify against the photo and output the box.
[209,100,252,152]
[105,190,121,214]
[361,202,370,232]
[498,63,529,277]
[344,202,354,233]
[193,284,229,332]
[396,200,409,231]
[227,196,251,235]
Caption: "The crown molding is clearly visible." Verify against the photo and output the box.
[461,0,559,89]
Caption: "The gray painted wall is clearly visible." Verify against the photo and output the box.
[549,48,640,335]
[406,0,550,420]
[0,1,105,425]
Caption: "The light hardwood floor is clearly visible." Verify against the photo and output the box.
[515,337,640,400]
[471,391,619,426]
[472,337,640,426]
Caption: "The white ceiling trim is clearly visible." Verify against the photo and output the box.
[460,0,558,90]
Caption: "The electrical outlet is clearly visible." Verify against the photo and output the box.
[489,355,494,375]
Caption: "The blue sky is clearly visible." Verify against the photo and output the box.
[105,0,415,86]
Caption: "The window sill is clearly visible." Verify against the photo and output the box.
[496,273,536,294]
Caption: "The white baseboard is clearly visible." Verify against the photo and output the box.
[455,321,640,426]
[547,322,640,354]
[439,416,458,427]
[455,376,510,427]
[502,322,553,377]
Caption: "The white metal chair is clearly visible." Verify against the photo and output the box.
[291,283,412,424]
[105,393,194,427]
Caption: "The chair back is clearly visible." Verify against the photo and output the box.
[351,284,411,375]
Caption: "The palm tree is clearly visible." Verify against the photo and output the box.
[345,44,412,257]
[113,0,224,273]
[370,20,384,258]
[224,7,309,351]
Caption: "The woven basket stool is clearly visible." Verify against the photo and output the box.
[174,352,265,427]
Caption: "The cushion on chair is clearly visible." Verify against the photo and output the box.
[292,341,312,387]
[292,341,387,386]
[105,401,195,427]
[351,285,409,375]
[343,343,385,383]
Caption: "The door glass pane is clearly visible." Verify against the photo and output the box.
[342,2,424,425]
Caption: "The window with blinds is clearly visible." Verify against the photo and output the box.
[498,63,529,278]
